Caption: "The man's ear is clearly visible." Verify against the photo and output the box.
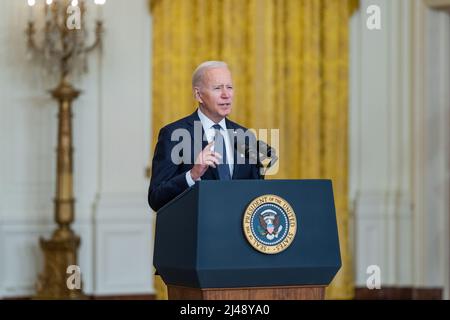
[194,87,203,103]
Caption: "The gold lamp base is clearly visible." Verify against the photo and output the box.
[35,230,87,300]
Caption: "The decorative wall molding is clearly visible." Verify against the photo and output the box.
[94,222,154,295]
[351,0,415,288]
[412,0,450,297]
[353,190,413,286]
[94,193,152,222]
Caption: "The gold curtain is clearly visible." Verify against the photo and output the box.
[149,0,358,300]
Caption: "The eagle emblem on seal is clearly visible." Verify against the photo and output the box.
[257,209,283,240]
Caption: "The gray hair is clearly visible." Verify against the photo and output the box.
[192,61,229,88]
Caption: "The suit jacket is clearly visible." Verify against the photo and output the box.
[148,110,262,211]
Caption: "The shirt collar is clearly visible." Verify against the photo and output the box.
[197,108,227,131]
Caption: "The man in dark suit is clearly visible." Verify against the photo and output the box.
[148,61,262,211]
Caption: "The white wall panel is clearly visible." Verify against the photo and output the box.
[95,222,153,295]
[351,0,449,297]
[0,0,153,298]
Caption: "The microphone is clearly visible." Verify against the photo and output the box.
[235,139,278,178]
[256,140,276,159]
[257,141,278,171]
[236,140,277,164]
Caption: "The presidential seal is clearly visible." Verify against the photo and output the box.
[243,194,297,254]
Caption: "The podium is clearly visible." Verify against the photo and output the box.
[153,180,341,300]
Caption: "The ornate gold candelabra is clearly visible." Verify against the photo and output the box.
[26,0,105,299]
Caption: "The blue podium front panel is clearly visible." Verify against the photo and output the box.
[154,180,341,288]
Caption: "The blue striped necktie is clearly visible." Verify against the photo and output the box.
[212,124,231,180]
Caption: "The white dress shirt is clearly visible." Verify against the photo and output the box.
[186,108,234,186]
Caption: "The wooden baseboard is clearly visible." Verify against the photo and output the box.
[168,285,325,300]
[3,294,156,300]
[90,294,155,300]
[355,287,443,300]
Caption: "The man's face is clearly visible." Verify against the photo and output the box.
[195,67,233,123]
